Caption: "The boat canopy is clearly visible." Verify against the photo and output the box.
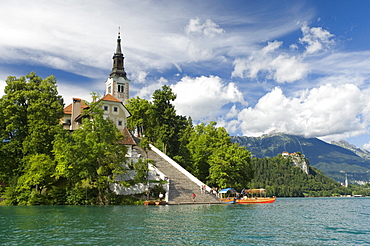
[219,188,237,194]
[245,189,266,194]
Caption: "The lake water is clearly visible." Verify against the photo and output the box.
[1,197,369,245]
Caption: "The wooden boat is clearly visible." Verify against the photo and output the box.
[236,189,276,204]
[218,188,237,204]
[144,200,168,205]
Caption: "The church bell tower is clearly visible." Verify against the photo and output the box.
[105,31,130,103]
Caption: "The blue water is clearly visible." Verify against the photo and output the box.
[0,198,369,245]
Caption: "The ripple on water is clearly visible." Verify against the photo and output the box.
[0,198,369,245]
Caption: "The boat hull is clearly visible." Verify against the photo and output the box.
[144,201,168,205]
[236,197,276,204]
[220,197,236,204]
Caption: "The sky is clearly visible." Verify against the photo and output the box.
[1,0,370,149]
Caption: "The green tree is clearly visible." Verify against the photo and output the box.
[0,72,63,188]
[18,154,56,192]
[187,122,230,181]
[172,117,193,168]
[249,155,349,197]
[127,86,190,159]
[126,97,153,137]
[53,95,127,204]
[151,85,188,157]
[208,143,252,190]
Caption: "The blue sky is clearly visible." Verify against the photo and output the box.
[1,0,370,149]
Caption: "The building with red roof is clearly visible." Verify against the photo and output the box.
[61,33,136,152]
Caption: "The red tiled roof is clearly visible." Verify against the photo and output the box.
[122,127,136,145]
[100,94,121,102]
[63,99,89,114]
[63,104,72,114]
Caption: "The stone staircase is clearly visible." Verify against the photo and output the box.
[134,145,220,205]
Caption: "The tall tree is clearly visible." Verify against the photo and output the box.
[127,86,190,159]
[151,85,189,157]
[0,72,64,180]
[126,97,153,138]
[208,143,252,190]
[187,122,230,181]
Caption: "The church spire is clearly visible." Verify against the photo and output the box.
[110,29,127,78]
[105,29,130,103]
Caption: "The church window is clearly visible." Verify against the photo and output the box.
[118,84,124,93]
[114,107,118,112]
[118,121,122,126]
[108,86,111,94]
[104,106,108,111]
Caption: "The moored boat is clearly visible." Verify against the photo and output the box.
[218,188,238,204]
[144,200,168,205]
[236,188,276,204]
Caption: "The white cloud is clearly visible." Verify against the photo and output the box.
[299,23,335,55]
[171,76,246,121]
[131,71,148,84]
[363,142,370,150]
[184,18,225,61]
[231,84,368,139]
[232,41,308,83]
[290,44,298,50]
[185,18,225,38]
[135,77,168,100]
[270,54,308,82]
[58,83,95,106]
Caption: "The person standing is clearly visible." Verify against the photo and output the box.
[191,193,196,202]
[159,192,164,201]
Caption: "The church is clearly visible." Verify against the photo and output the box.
[59,33,214,201]
[61,33,136,153]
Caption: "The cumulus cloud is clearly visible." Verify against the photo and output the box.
[232,41,309,83]
[135,77,168,100]
[229,84,368,139]
[299,23,335,55]
[171,76,246,121]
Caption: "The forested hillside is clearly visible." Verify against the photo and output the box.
[249,156,350,197]
[232,133,370,183]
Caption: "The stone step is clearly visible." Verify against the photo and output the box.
[134,145,220,204]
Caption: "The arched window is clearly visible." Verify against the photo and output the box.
[118,84,124,93]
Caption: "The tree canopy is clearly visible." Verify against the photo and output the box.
[53,97,127,204]
[0,74,130,205]
[0,72,64,180]
[249,155,352,197]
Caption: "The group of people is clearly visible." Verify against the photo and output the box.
[200,184,218,196]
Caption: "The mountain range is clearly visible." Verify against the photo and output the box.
[231,133,370,184]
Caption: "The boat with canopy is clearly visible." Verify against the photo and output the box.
[218,188,238,204]
[236,188,276,204]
